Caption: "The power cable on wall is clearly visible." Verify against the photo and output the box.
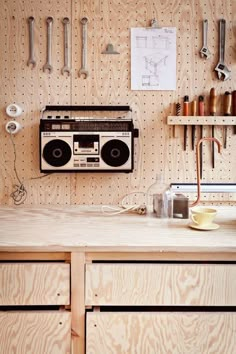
[9,133,52,205]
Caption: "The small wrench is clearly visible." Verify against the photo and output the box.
[27,16,36,68]
[43,17,53,74]
[214,19,231,81]
[79,17,89,79]
[62,17,71,75]
[200,19,211,59]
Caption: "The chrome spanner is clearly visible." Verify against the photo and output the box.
[62,17,71,75]
[79,17,89,78]
[215,19,231,81]
[27,16,36,68]
[43,17,53,74]
[200,19,211,59]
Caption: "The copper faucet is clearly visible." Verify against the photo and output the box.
[190,137,222,207]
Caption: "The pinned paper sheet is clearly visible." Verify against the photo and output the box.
[131,27,176,91]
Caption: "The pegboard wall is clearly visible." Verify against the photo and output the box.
[0,0,235,206]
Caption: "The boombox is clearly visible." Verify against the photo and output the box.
[40,105,139,173]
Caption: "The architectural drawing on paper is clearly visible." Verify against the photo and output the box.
[142,75,159,87]
[136,36,148,48]
[131,27,176,90]
[152,35,171,50]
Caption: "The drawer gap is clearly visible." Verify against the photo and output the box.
[92,260,236,264]
[0,305,61,311]
[88,305,236,313]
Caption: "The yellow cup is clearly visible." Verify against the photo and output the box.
[190,207,217,226]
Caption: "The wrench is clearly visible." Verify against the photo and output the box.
[62,17,71,75]
[79,17,89,78]
[27,16,36,68]
[200,19,211,59]
[214,19,231,81]
[43,17,53,74]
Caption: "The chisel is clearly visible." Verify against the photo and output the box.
[223,91,232,148]
[209,88,216,168]
[198,95,204,178]
[192,100,197,150]
[232,91,236,134]
[183,96,189,151]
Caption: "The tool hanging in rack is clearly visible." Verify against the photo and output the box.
[192,100,197,150]
[232,91,236,135]
[183,96,190,151]
[198,96,205,179]
[200,19,211,59]
[209,88,216,168]
[173,102,181,138]
[215,19,231,81]
[223,91,232,148]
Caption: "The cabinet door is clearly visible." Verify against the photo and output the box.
[0,263,70,305]
[87,312,236,354]
[0,311,71,354]
[85,263,236,306]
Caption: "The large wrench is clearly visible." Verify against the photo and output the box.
[214,19,231,81]
[27,16,36,68]
[43,17,53,74]
[200,19,211,59]
[79,17,89,79]
[62,17,71,75]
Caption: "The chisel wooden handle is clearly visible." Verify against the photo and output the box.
[209,88,216,115]
[232,91,236,134]
[224,91,232,116]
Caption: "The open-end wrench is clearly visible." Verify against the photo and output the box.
[79,17,89,79]
[62,17,71,75]
[43,17,53,74]
[27,16,36,68]
[214,19,231,81]
[200,20,211,59]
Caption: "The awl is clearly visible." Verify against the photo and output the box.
[191,100,197,150]
[198,96,204,178]
[183,96,190,151]
[223,91,232,148]
[209,88,216,168]
[232,91,236,134]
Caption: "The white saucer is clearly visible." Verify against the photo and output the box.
[189,223,220,231]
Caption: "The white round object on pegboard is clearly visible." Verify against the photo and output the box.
[6,104,23,118]
[5,121,22,134]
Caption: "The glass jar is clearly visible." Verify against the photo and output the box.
[146,174,173,218]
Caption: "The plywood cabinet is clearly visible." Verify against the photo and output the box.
[87,312,236,354]
[0,311,71,354]
[0,263,70,305]
[85,263,236,306]
[86,262,236,354]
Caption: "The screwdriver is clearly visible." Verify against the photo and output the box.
[209,88,216,168]
[223,91,232,148]
[198,96,204,178]
[183,96,190,151]
[191,100,197,150]
[232,91,236,134]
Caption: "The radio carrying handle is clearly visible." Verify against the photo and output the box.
[42,105,132,113]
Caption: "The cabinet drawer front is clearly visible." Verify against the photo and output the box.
[85,263,236,306]
[87,312,236,354]
[0,311,71,354]
[0,263,70,305]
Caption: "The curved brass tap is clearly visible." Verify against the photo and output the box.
[190,137,222,207]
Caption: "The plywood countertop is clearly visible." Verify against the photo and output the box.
[0,206,235,252]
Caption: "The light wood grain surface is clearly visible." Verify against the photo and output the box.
[0,263,70,305]
[87,312,236,354]
[0,206,235,252]
[0,311,71,354]
[85,263,236,306]
[0,0,235,206]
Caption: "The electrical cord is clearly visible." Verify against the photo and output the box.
[9,133,52,205]
[102,192,147,216]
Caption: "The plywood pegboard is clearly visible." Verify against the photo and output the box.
[0,0,235,206]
